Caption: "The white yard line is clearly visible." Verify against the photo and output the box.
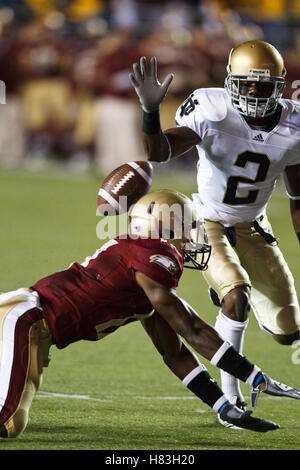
[36,391,282,403]
[37,391,112,403]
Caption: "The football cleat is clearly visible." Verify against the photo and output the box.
[218,396,247,429]
[251,374,300,408]
[219,404,279,433]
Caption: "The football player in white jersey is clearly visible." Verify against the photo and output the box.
[130,40,300,427]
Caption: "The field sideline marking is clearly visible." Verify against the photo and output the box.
[36,391,282,402]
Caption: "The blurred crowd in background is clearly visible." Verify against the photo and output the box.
[0,0,300,174]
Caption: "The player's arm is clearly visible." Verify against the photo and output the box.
[129,56,201,162]
[135,271,224,360]
[141,311,201,380]
[142,126,200,163]
[283,163,300,242]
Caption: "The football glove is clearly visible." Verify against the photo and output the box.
[129,56,174,112]
[219,404,279,433]
[251,373,300,408]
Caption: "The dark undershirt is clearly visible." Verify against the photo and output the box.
[243,104,283,132]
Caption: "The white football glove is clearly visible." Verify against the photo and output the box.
[129,56,174,113]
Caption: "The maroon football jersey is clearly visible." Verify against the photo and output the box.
[31,237,183,349]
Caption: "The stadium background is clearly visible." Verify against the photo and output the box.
[0,0,300,451]
[1,0,300,172]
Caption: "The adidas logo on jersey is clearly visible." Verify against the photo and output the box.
[253,133,264,142]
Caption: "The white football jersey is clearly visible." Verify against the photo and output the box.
[175,88,300,226]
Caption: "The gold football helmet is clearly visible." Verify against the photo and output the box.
[225,40,286,118]
[128,189,211,270]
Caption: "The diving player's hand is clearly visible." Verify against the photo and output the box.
[129,57,174,113]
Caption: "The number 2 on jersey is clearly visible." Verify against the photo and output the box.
[223,151,270,205]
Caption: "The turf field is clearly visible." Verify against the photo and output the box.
[0,164,300,452]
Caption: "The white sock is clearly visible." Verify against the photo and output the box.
[215,310,249,402]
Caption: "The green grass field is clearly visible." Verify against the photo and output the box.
[0,165,299,452]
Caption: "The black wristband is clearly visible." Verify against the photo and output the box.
[142,109,161,135]
[297,232,300,243]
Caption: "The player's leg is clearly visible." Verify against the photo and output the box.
[202,220,251,407]
[238,215,300,345]
[0,289,52,438]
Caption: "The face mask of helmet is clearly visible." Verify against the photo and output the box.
[225,71,285,118]
[161,218,211,271]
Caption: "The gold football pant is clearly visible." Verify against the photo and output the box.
[0,289,52,438]
[202,216,300,336]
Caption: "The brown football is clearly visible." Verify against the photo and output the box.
[97,161,153,215]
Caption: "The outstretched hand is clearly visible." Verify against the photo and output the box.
[129,56,174,113]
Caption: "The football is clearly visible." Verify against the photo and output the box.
[97,161,153,215]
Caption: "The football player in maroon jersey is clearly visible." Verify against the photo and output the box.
[0,189,299,438]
